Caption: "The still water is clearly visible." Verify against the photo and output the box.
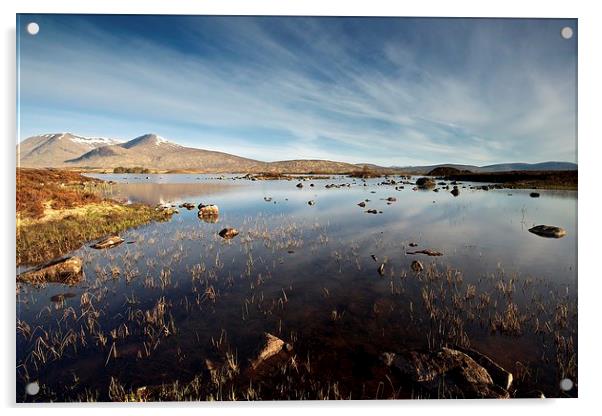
[16,174,577,400]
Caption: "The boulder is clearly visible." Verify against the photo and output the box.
[528,225,567,238]
[17,256,83,286]
[530,192,540,198]
[218,228,239,239]
[358,201,366,208]
[382,347,510,399]
[198,204,219,216]
[455,346,513,390]
[451,188,460,197]
[416,177,436,189]
[296,183,303,188]
[91,235,124,249]
[308,200,316,206]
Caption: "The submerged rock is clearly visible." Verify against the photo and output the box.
[18,256,83,286]
[358,201,366,208]
[528,225,567,238]
[530,192,540,198]
[382,347,510,399]
[296,183,303,188]
[308,200,316,206]
[451,188,460,197]
[218,227,239,239]
[386,197,397,202]
[91,235,124,249]
[411,260,424,272]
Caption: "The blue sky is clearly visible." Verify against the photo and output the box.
[17,15,577,166]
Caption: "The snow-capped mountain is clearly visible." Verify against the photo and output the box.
[18,133,122,167]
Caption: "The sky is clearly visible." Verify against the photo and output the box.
[17,15,577,166]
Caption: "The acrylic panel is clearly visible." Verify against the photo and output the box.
[16,14,577,402]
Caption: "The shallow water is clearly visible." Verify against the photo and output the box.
[16,174,577,401]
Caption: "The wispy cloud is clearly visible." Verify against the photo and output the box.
[17,15,577,165]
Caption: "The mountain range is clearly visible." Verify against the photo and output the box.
[17,132,578,174]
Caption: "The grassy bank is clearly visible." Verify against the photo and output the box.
[16,169,169,266]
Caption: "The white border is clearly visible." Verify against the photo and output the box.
[2,1,600,415]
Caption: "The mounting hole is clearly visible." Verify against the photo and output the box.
[560,26,573,40]
[559,378,574,391]
[25,381,40,395]
[26,22,40,36]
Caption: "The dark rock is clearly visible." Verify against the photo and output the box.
[296,183,303,188]
[530,192,540,198]
[451,188,460,197]
[407,249,443,256]
[408,242,418,247]
[382,347,510,399]
[528,225,567,238]
[416,177,436,189]
[366,209,378,214]
[308,200,316,206]
[218,228,239,239]
[358,201,366,208]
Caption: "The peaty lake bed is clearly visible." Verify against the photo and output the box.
[16,173,577,401]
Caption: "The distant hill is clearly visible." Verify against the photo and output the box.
[18,133,121,167]
[398,162,577,174]
[17,132,577,174]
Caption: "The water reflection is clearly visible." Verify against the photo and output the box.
[17,174,578,400]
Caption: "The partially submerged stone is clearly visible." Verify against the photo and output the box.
[91,235,124,249]
[218,228,239,239]
[407,249,443,256]
[18,256,83,286]
[382,347,510,399]
[198,204,219,216]
[178,202,196,210]
[528,225,567,238]
[249,333,293,375]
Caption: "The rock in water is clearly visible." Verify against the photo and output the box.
[198,203,219,216]
[308,200,316,206]
[411,260,424,272]
[358,201,366,208]
[528,225,567,238]
[17,257,83,286]
[382,347,510,399]
[179,202,196,210]
[91,235,124,249]
[416,177,436,189]
[248,333,293,377]
[218,228,239,239]
[455,346,513,390]
[530,192,540,198]
[407,249,443,256]
[296,183,303,188]
[451,188,460,197]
